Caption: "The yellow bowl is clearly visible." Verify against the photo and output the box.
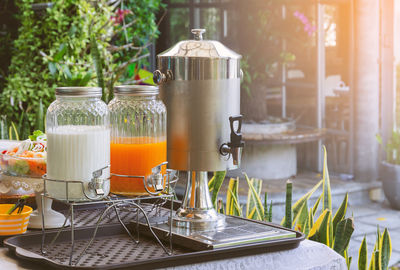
[0,204,32,235]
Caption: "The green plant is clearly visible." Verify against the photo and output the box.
[358,228,392,270]
[377,132,400,165]
[1,0,163,136]
[1,0,114,135]
[210,145,392,269]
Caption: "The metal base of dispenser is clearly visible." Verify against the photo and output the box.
[172,171,226,230]
[172,211,225,230]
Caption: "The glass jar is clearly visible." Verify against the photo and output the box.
[108,85,167,196]
[46,87,110,201]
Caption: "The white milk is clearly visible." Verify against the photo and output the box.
[46,125,110,201]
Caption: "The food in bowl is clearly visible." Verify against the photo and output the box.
[0,131,47,178]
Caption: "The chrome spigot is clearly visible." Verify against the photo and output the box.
[220,115,244,166]
[147,162,168,192]
[90,165,110,195]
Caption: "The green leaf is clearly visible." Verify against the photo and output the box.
[29,130,45,141]
[281,179,322,226]
[79,72,92,86]
[208,175,215,193]
[322,145,332,211]
[332,193,348,238]
[62,65,72,80]
[53,43,67,62]
[244,173,264,220]
[48,62,57,76]
[358,236,368,270]
[226,178,241,216]
[333,218,354,256]
[296,200,309,235]
[308,209,331,246]
[267,200,272,222]
[380,228,391,270]
[283,180,293,229]
[211,171,226,209]
[312,194,322,216]
[374,250,380,270]
[263,192,268,221]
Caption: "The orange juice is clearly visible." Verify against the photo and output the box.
[110,137,166,196]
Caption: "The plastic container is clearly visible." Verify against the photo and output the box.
[46,87,110,201]
[108,85,167,196]
[0,204,32,235]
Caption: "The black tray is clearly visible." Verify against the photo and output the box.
[4,221,304,269]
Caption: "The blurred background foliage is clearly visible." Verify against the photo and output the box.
[0,0,163,139]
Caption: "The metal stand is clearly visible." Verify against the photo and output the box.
[39,165,178,267]
[172,171,225,230]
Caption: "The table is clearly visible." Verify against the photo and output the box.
[0,239,346,270]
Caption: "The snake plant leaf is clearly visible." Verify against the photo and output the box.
[333,217,354,256]
[211,171,226,209]
[308,209,331,246]
[245,176,262,219]
[226,178,234,215]
[332,193,348,238]
[369,251,375,270]
[281,179,322,226]
[226,178,241,216]
[376,226,381,251]
[309,207,314,227]
[312,194,322,217]
[296,200,309,234]
[244,174,264,221]
[346,256,352,270]
[380,228,392,270]
[374,250,380,270]
[267,200,273,222]
[359,236,368,270]
[263,192,268,221]
[322,145,332,211]
[208,175,215,192]
[283,180,293,229]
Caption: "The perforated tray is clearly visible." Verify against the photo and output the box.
[4,220,304,269]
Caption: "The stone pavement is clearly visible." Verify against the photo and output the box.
[347,202,400,269]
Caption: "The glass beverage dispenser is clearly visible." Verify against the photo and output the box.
[108,85,167,196]
[46,87,110,201]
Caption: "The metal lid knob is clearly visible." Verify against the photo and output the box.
[191,29,206,40]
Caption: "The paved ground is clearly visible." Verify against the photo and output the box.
[347,202,400,269]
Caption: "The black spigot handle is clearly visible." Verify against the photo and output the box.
[229,115,244,147]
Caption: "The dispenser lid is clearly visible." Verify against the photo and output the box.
[114,85,159,96]
[155,29,242,81]
[56,87,102,97]
[158,29,241,60]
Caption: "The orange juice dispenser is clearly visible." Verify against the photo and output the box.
[108,85,167,196]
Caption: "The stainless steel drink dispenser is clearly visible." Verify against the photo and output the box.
[154,29,244,229]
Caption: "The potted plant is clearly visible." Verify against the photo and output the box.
[378,131,400,209]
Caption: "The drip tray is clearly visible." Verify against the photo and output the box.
[142,216,297,250]
[5,219,303,270]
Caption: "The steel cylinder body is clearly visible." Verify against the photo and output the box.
[160,79,240,171]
